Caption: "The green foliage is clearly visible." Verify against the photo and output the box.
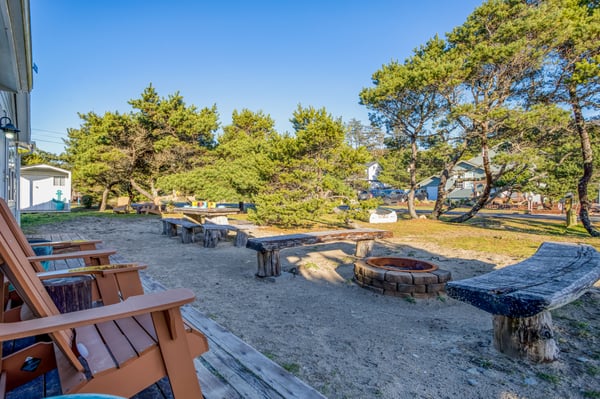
[81,195,94,208]
[21,148,66,168]
[248,105,369,227]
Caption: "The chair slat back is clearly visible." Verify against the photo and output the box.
[0,199,44,272]
[0,214,84,372]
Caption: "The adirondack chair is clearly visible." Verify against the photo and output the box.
[112,196,131,214]
[0,215,209,398]
[0,198,144,316]
[0,199,116,272]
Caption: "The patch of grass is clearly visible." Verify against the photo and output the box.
[21,209,138,232]
[302,262,320,270]
[262,351,276,360]
[404,296,416,304]
[583,391,600,399]
[536,372,560,384]
[587,365,600,377]
[282,362,300,373]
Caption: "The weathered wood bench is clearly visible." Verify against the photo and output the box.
[446,241,600,363]
[162,218,255,248]
[161,218,203,244]
[202,223,256,248]
[246,228,392,277]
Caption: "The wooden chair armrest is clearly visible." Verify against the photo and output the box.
[0,288,195,341]
[27,248,117,262]
[37,263,147,280]
[29,239,102,250]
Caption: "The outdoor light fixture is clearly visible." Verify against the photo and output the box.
[0,116,20,140]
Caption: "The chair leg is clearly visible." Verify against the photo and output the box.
[151,308,203,399]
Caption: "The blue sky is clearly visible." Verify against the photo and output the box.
[30,0,482,154]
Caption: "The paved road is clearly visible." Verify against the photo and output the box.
[392,208,600,223]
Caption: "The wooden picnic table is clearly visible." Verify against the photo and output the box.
[174,207,241,223]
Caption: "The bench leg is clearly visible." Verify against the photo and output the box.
[355,239,374,258]
[167,223,178,238]
[181,227,193,244]
[203,229,221,248]
[493,312,559,363]
[256,250,280,277]
[234,231,248,247]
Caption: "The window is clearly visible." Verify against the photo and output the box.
[53,176,66,186]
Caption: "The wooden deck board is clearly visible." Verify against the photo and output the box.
[20,233,327,399]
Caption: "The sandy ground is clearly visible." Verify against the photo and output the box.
[30,215,600,399]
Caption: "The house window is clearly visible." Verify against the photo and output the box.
[53,176,66,186]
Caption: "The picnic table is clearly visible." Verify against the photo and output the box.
[174,207,241,223]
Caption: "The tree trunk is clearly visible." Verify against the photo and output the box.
[431,168,451,220]
[99,187,110,211]
[431,144,467,219]
[449,139,493,223]
[570,85,600,236]
[130,178,155,202]
[407,136,419,219]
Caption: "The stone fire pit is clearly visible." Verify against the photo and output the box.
[354,257,452,298]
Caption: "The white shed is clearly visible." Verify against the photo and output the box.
[20,164,71,212]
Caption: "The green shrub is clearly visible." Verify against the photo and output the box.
[81,195,94,209]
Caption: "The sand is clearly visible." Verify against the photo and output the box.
[30,215,600,399]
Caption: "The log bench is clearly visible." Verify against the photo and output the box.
[246,228,392,277]
[161,218,203,244]
[162,218,254,248]
[446,241,600,363]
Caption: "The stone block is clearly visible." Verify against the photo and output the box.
[384,271,413,284]
[413,273,438,285]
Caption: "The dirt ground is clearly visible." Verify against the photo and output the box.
[30,215,600,399]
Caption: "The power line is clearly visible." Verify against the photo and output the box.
[30,138,65,145]
[32,128,67,136]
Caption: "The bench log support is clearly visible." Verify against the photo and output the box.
[355,239,374,258]
[257,250,280,277]
[493,312,559,363]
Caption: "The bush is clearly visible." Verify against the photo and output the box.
[81,195,94,209]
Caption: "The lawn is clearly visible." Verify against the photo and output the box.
[21,207,597,259]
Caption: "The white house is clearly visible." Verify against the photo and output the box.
[20,164,71,212]
[365,161,382,182]
[1,0,33,220]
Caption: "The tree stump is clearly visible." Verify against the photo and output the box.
[493,312,559,363]
[43,276,93,313]
[256,250,280,277]
[355,239,375,258]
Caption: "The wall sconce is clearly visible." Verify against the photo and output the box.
[0,116,20,140]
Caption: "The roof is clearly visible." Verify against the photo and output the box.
[21,164,70,176]
[0,0,33,92]
[447,188,475,199]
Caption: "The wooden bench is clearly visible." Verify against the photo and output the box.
[246,228,392,277]
[162,218,254,248]
[446,241,600,363]
[161,218,203,244]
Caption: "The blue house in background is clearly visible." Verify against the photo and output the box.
[417,152,497,201]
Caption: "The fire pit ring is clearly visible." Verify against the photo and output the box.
[366,257,438,273]
[354,257,451,298]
